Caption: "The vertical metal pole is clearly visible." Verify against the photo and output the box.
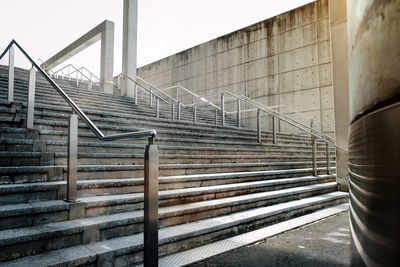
[26,66,36,129]
[326,142,331,174]
[134,83,138,104]
[236,99,241,128]
[144,137,159,267]
[221,93,225,126]
[177,102,181,121]
[193,105,197,123]
[67,113,78,201]
[8,46,14,102]
[257,109,261,143]
[215,109,218,125]
[156,98,160,118]
[272,116,277,144]
[172,103,176,120]
[312,136,317,176]
[76,71,79,87]
[150,88,153,107]
[88,82,92,90]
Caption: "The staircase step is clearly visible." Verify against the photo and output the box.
[0,191,348,264]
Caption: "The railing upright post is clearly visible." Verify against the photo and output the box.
[88,82,92,90]
[215,108,218,125]
[156,98,160,118]
[172,103,176,120]
[221,93,225,126]
[134,83,138,104]
[311,120,317,176]
[272,116,277,144]
[76,71,79,87]
[193,105,197,123]
[144,137,159,267]
[236,99,241,128]
[326,142,331,175]
[67,112,78,201]
[177,102,181,121]
[26,66,36,129]
[8,46,14,102]
[257,109,261,143]
[150,88,153,107]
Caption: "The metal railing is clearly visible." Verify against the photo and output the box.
[0,40,159,265]
[52,64,100,89]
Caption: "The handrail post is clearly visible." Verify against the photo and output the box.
[221,93,225,126]
[215,108,218,125]
[8,46,14,102]
[311,120,317,176]
[26,66,36,129]
[156,98,160,118]
[144,137,159,267]
[177,102,181,121]
[193,105,197,123]
[272,116,277,144]
[236,99,241,127]
[326,142,331,174]
[150,88,153,107]
[67,112,78,201]
[134,83,138,104]
[172,103,176,120]
[257,109,261,143]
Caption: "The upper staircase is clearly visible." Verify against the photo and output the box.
[0,54,348,265]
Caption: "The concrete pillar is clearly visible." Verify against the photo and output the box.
[328,0,350,191]
[121,0,138,97]
[100,20,115,94]
[347,0,400,266]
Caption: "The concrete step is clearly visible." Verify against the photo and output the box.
[0,160,335,184]
[0,191,348,264]
[0,179,337,231]
[0,168,336,205]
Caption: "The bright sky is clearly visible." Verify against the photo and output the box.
[0,0,314,76]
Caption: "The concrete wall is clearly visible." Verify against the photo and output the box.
[138,0,334,135]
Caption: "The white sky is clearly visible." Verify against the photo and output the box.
[0,0,314,76]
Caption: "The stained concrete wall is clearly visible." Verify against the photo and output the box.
[138,0,334,135]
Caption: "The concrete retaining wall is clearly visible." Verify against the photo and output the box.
[138,0,334,135]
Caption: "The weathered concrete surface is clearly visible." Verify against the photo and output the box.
[329,0,349,191]
[190,211,350,267]
[138,0,335,136]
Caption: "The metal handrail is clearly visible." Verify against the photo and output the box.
[248,100,335,132]
[38,58,55,75]
[77,66,100,82]
[117,73,169,104]
[134,76,178,103]
[162,84,222,110]
[53,64,98,84]
[0,40,156,141]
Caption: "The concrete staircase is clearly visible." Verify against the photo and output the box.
[0,65,348,266]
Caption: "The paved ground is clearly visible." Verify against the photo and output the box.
[189,211,350,267]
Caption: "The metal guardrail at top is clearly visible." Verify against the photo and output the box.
[1,40,159,265]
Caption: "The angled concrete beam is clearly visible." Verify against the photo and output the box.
[41,20,115,93]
